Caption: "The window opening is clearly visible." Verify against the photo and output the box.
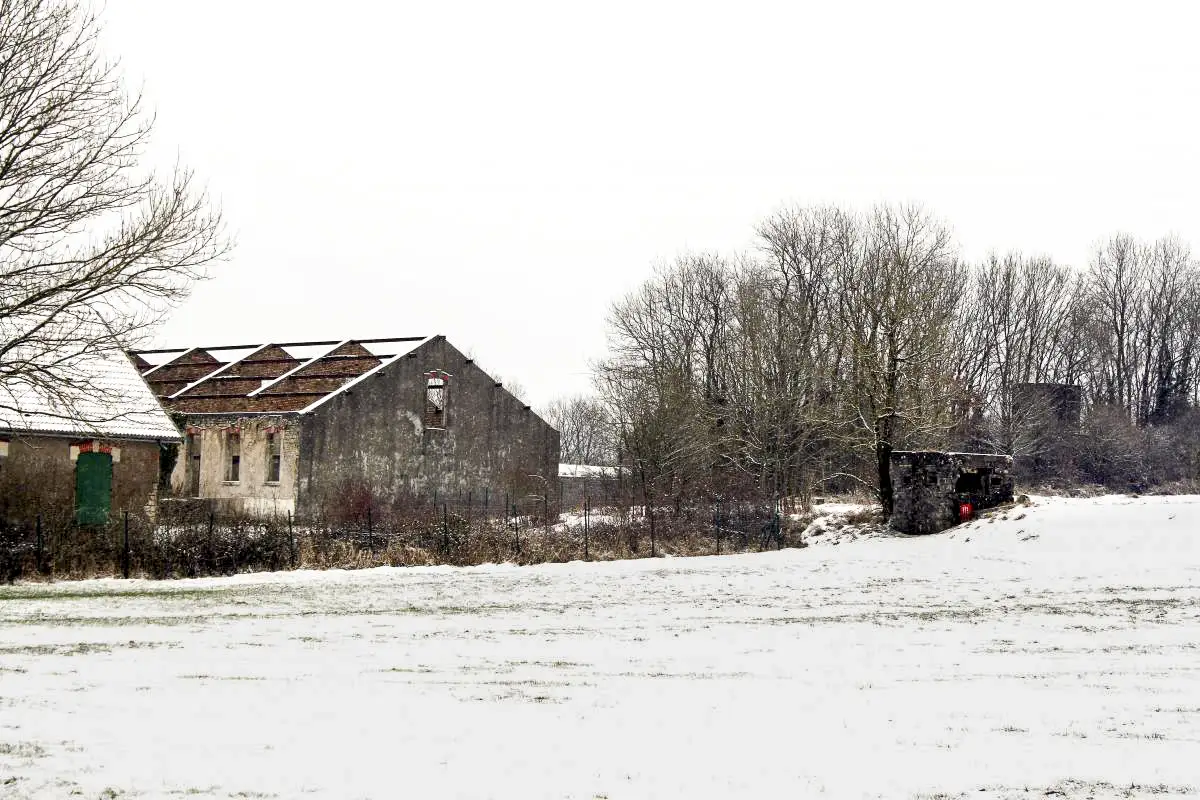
[266,431,282,483]
[954,470,988,495]
[424,370,450,428]
[225,430,241,482]
[187,433,201,496]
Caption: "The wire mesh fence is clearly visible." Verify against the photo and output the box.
[0,495,796,583]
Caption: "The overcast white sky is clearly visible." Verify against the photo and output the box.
[100,0,1200,407]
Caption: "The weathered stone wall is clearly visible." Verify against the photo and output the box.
[0,435,163,523]
[167,414,300,517]
[558,468,622,510]
[890,451,1014,534]
[297,337,560,514]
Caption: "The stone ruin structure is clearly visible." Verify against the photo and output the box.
[889,451,1015,534]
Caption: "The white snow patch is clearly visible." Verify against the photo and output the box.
[1,494,1198,799]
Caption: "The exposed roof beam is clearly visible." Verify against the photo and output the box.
[140,347,200,377]
[167,344,277,400]
[134,336,425,356]
[299,336,435,415]
[249,340,348,397]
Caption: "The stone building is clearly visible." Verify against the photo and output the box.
[1,348,180,525]
[889,451,1014,534]
[558,463,622,510]
[133,336,560,517]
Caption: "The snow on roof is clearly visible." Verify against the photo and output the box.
[0,346,181,442]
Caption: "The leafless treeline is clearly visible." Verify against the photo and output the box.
[559,204,1200,514]
[0,0,225,422]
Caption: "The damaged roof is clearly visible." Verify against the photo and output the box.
[131,337,432,414]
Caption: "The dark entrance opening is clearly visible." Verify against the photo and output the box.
[954,470,988,495]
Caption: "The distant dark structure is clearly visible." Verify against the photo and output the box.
[1011,383,1082,427]
[1011,383,1082,476]
[890,451,1014,534]
[558,464,621,510]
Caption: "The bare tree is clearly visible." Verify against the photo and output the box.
[955,252,1085,459]
[542,394,615,465]
[0,0,226,423]
[832,204,965,514]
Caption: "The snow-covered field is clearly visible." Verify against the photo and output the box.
[2,495,1199,799]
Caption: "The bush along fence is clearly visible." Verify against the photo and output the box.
[0,495,798,582]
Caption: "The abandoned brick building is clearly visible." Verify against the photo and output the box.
[132,336,560,517]
[889,451,1015,535]
[1,347,181,526]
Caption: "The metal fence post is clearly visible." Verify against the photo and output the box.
[442,503,449,555]
[122,510,130,579]
[35,514,43,575]
[584,496,590,561]
[465,491,472,559]
[367,506,374,556]
[715,500,721,556]
[288,511,296,569]
[513,502,520,558]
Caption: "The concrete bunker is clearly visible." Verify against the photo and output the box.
[890,451,1014,534]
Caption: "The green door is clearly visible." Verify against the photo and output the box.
[75,452,113,526]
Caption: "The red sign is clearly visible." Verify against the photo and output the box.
[959,502,974,522]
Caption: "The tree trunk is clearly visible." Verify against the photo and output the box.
[877,434,894,516]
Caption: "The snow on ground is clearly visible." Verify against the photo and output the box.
[2,495,1199,799]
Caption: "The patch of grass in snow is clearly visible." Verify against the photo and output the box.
[918,781,1197,799]
[178,674,266,681]
[0,588,219,602]
[1115,730,1169,740]
[0,641,176,657]
[611,670,751,680]
[0,741,46,759]
[0,614,210,627]
[0,642,112,657]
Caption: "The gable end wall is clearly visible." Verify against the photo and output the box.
[296,338,560,513]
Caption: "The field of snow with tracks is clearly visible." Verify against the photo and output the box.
[2,494,1198,799]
